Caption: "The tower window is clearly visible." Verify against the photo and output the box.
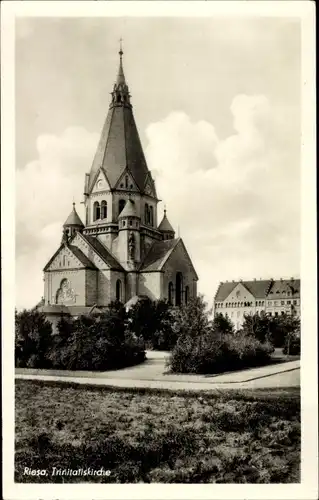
[125,175,128,189]
[145,204,149,224]
[93,201,100,221]
[129,220,132,226]
[116,279,122,302]
[101,200,107,219]
[149,206,154,227]
[119,199,126,215]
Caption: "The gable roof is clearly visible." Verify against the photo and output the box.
[139,238,179,272]
[139,237,198,280]
[43,243,97,271]
[81,234,125,271]
[215,278,300,301]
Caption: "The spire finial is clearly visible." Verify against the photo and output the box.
[119,37,123,58]
[164,204,167,217]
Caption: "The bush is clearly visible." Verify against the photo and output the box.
[15,309,53,368]
[168,333,274,374]
[16,303,145,371]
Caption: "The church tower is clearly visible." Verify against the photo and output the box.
[42,43,198,318]
[82,45,161,264]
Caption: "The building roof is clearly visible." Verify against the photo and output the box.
[81,234,125,271]
[87,50,152,195]
[63,203,84,227]
[214,278,300,301]
[140,238,180,272]
[158,211,175,233]
[119,199,138,218]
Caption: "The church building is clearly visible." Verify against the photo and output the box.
[41,47,198,323]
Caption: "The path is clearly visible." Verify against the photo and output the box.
[15,350,300,391]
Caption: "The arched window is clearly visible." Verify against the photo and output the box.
[185,285,189,305]
[119,199,125,215]
[62,255,66,267]
[175,272,183,306]
[116,279,122,302]
[125,175,129,189]
[93,201,100,221]
[149,206,154,226]
[101,200,107,219]
[145,204,149,224]
[168,282,174,305]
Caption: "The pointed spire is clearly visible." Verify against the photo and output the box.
[116,38,126,86]
[158,206,175,239]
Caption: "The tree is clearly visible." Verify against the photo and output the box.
[15,308,53,368]
[212,313,235,337]
[128,297,173,349]
[172,294,212,339]
[241,312,272,343]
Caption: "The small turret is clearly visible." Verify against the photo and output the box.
[63,203,84,240]
[158,208,175,240]
[118,199,141,266]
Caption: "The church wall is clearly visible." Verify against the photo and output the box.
[139,272,162,301]
[162,244,197,303]
[85,270,98,305]
[97,270,111,305]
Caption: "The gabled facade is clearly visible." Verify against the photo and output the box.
[41,47,198,322]
[214,278,301,330]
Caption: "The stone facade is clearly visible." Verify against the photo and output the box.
[214,278,300,330]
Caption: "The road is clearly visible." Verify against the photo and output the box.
[15,350,300,391]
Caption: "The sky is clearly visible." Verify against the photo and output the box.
[15,16,301,310]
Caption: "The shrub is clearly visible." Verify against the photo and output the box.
[15,309,53,368]
[168,332,274,374]
[17,304,145,371]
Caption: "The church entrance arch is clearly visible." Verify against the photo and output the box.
[175,272,183,306]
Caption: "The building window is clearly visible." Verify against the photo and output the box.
[101,200,107,219]
[287,300,291,305]
[119,199,126,215]
[185,286,189,305]
[116,279,122,302]
[175,272,183,306]
[281,311,285,315]
[293,300,297,305]
[93,201,100,221]
[149,206,154,227]
[275,312,278,317]
[168,282,174,305]
[125,175,129,189]
[129,220,132,226]
[281,301,285,305]
[63,255,66,266]
[122,221,126,227]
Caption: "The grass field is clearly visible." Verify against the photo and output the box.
[15,380,300,483]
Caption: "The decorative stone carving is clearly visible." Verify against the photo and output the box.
[56,278,76,304]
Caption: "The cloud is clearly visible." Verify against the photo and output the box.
[16,127,99,309]
[146,94,300,304]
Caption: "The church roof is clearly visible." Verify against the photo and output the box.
[140,238,180,272]
[63,203,84,227]
[81,234,125,271]
[119,199,138,218]
[158,212,175,233]
[43,243,97,271]
[87,49,152,194]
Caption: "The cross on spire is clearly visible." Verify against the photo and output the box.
[119,37,123,57]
